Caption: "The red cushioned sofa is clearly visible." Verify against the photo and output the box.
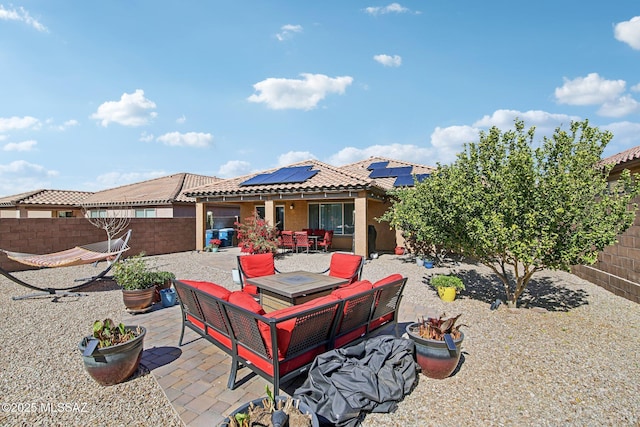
[173,274,407,394]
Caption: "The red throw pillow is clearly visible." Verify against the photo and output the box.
[372,274,403,288]
[259,295,339,359]
[331,280,372,299]
[228,291,266,315]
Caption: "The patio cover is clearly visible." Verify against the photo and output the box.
[294,335,417,427]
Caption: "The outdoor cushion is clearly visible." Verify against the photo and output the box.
[228,291,266,316]
[373,274,403,288]
[258,295,340,360]
[237,343,322,377]
[179,279,231,300]
[331,280,372,299]
[239,253,276,295]
[328,253,363,284]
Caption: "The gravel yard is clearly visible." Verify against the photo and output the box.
[0,249,638,426]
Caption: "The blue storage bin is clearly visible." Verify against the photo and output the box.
[218,228,235,247]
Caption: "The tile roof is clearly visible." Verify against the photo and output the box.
[338,156,435,191]
[600,145,640,167]
[186,157,436,198]
[186,159,376,197]
[0,189,92,207]
[81,173,220,207]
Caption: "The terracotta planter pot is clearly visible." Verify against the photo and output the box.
[78,326,146,386]
[394,246,405,255]
[122,288,155,311]
[406,323,464,379]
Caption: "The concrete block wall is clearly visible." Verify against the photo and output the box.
[571,206,640,304]
[0,218,195,272]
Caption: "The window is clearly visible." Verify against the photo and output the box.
[57,211,74,218]
[89,210,107,218]
[135,208,156,218]
[255,206,265,219]
[308,202,355,235]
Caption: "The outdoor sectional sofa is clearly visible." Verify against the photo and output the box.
[172,273,407,394]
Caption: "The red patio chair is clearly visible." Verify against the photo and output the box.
[237,253,280,296]
[321,252,364,284]
[294,231,312,254]
[317,230,333,252]
[280,231,295,253]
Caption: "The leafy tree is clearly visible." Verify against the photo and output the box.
[381,119,639,307]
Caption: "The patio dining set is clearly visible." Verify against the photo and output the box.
[279,229,333,253]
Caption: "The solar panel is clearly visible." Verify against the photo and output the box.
[368,166,413,178]
[367,161,389,170]
[393,173,431,187]
[239,166,318,186]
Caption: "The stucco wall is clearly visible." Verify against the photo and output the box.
[0,218,195,272]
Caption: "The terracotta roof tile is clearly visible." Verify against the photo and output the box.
[600,145,640,167]
[0,189,92,207]
[187,159,375,197]
[82,173,220,206]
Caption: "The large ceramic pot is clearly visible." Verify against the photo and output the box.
[220,396,319,427]
[122,288,155,311]
[406,323,464,379]
[78,326,146,386]
[437,287,457,302]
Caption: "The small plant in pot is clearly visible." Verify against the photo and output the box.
[430,274,465,302]
[204,238,222,252]
[222,386,318,427]
[406,313,465,379]
[112,253,156,312]
[150,270,176,303]
[78,318,146,386]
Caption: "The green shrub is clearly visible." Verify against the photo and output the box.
[430,274,465,291]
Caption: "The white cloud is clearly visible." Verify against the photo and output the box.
[277,151,316,166]
[0,5,48,32]
[139,132,154,142]
[3,140,37,152]
[90,89,157,127]
[176,115,186,124]
[55,119,79,131]
[614,16,640,50]
[364,3,411,16]
[217,160,252,178]
[0,160,58,196]
[0,116,40,132]
[373,54,402,67]
[248,73,353,110]
[430,126,480,165]
[598,95,640,117]
[555,73,626,106]
[276,24,303,41]
[602,121,640,155]
[155,131,213,147]
[474,109,582,135]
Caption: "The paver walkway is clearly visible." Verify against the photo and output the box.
[133,250,425,426]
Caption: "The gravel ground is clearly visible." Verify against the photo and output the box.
[0,249,639,426]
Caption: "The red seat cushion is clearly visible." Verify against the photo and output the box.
[373,274,403,288]
[258,295,339,359]
[329,253,362,283]
[179,280,232,300]
[228,291,266,315]
[331,280,372,299]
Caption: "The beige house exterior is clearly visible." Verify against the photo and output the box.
[0,189,92,218]
[187,157,434,258]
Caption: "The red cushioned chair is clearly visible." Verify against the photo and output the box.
[294,231,312,254]
[280,231,296,253]
[321,252,364,284]
[237,253,280,296]
[316,230,333,252]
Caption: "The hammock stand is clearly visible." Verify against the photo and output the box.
[0,230,132,301]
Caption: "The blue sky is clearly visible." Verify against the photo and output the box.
[1,1,639,197]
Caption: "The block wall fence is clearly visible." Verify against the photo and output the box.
[0,218,195,272]
[571,199,640,304]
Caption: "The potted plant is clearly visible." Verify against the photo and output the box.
[430,274,465,301]
[405,314,465,379]
[221,386,318,427]
[151,270,176,303]
[423,258,434,269]
[112,253,156,312]
[78,318,146,386]
[204,238,222,252]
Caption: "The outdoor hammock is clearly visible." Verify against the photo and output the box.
[0,230,132,300]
